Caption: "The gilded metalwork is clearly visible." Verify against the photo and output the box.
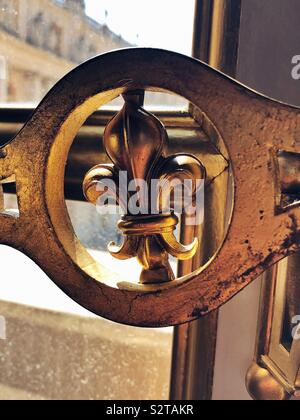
[276,150,300,211]
[246,363,290,401]
[172,0,242,400]
[83,91,204,284]
[0,107,227,201]
[247,256,300,400]
[0,48,300,327]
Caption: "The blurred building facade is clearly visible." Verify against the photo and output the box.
[0,0,131,102]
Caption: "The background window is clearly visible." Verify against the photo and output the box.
[0,0,195,105]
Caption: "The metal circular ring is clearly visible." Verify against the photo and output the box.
[0,48,299,327]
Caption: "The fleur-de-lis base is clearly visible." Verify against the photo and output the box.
[83,91,205,284]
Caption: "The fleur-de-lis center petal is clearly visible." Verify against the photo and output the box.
[83,90,206,284]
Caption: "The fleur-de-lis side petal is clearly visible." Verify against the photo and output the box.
[83,91,206,284]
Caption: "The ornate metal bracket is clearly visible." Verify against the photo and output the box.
[247,255,300,400]
[83,91,204,284]
[0,49,299,327]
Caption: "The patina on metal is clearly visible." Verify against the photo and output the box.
[83,91,204,284]
[0,106,226,201]
[247,153,300,401]
[0,48,300,327]
[170,0,242,400]
[247,255,300,400]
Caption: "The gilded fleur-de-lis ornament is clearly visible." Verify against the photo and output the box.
[83,91,205,284]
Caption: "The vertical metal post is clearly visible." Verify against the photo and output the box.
[170,0,242,400]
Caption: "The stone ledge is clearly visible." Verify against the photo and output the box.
[0,300,172,400]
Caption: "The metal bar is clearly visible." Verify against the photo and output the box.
[209,0,242,76]
[255,267,277,360]
[276,150,300,211]
[0,106,195,130]
[192,0,214,62]
[170,0,242,401]
[0,111,228,202]
[170,166,229,400]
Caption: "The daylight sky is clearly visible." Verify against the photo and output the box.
[85,0,195,55]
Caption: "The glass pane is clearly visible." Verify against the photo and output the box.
[0,0,195,105]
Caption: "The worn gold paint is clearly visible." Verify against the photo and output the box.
[83,91,204,284]
[0,49,299,327]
